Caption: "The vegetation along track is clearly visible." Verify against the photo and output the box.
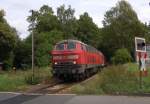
[26,74,98,94]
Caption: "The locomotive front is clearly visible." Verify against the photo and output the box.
[51,40,84,79]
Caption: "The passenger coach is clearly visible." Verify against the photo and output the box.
[51,39,105,80]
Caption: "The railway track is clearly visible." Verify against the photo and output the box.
[38,83,75,94]
[26,77,63,94]
[26,74,98,94]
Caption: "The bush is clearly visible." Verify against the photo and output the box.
[111,48,132,64]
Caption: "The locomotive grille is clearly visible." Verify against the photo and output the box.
[53,62,80,69]
[58,62,74,65]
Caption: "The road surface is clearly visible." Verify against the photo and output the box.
[0,92,150,104]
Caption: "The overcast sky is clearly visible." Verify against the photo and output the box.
[0,0,150,39]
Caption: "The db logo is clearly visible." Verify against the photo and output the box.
[62,56,67,59]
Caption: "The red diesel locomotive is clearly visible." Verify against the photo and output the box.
[51,39,105,80]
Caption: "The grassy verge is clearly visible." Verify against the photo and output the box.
[0,67,52,91]
[71,63,150,95]
[125,63,150,93]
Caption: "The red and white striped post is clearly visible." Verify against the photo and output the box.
[135,37,147,88]
[138,52,147,76]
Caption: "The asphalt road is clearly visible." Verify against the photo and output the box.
[0,92,150,104]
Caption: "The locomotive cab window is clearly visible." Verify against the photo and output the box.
[67,42,76,50]
[55,43,65,50]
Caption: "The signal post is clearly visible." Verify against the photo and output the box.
[135,37,147,88]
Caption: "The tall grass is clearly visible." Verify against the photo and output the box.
[100,65,139,94]
[71,75,104,94]
[0,71,27,91]
[71,64,140,94]
[124,63,150,93]
[0,67,52,91]
[24,67,52,85]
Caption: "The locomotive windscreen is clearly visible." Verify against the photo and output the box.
[55,41,76,50]
[55,43,65,50]
[67,42,76,49]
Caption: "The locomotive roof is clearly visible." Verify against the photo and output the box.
[56,39,87,45]
[55,39,103,54]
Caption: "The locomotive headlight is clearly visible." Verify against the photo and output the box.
[73,61,76,64]
[67,55,79,59]
[54,62,58,65]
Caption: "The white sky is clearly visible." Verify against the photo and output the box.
[0,0,150,39]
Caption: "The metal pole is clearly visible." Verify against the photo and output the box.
[138,52,142,89]
[32,30,34,80]
[31,10,34,81]
[140,70,142,89]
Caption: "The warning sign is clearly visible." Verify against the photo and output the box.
[135,37,146,63]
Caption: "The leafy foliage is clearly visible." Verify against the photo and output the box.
[101,0,148,60]
[27,5,60,33]
[57,5,77,39]
[13,37,32,69]
[0,10,17,69]
[111,48,132,64]
[34,30,63,67]
[75,12,102,48]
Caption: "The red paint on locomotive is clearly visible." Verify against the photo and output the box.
[51,39,105,79]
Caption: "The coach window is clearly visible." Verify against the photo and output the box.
[87,46,90,52]
[55,43,64,50]
[90,46,93,53]
[67,42,76,50]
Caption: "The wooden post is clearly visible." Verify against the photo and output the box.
[31,10,35,82]
[138,52,142,89]
[139,70,142,89]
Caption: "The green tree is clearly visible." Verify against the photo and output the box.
[34,30,63,66]
[0,10,17,69]
[75,12,101,48]
[27,5,64,67]
[23,30,63,67]
[13,37,32,69]
[101,0,147,60]
[27,5,60,33]
[143,22,150,43]
[57,5,77,39]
